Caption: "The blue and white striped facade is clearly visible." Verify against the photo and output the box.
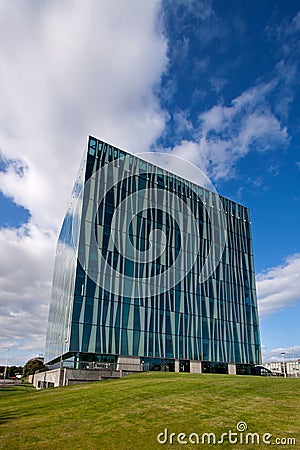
[45,136,261,371]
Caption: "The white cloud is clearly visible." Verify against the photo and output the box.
[0,0,168,364]
[262,345,300,363]
[0,0,167,229]
[163,81,289,181]
[256,253,300,316]
[0,224,56,364]
[210,76,227,93]
[264,11,300,118]
[165,139,210,180]
[173,110,194,135]
[266,9,300,46]
[167,0,214,22]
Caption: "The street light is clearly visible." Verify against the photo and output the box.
[3,349,9,385]
[60,338,69,387]
[281,352,286,378]
[60,338,69,368]
[292,348,297,378]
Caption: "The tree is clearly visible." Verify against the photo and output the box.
[8,365,23,378]
[0,365,23,378]
[23,358,44,377]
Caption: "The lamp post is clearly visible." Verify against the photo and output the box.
[281,352,286,378]
[292,348,296,378]
[3,349,9,385]
[60,338,68,386]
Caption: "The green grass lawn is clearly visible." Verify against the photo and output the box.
[0,373,299,449]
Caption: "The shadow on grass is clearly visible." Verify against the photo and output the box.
[0,386,24,392]
[0,384,34,393]
[0,412,19,425]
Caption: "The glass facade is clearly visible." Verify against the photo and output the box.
[45,136,261,368]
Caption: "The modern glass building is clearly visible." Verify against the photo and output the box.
[45,136,261,374]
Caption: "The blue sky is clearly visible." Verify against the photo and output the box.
[0,0,299,365]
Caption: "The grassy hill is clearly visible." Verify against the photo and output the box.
[0,372,299,449]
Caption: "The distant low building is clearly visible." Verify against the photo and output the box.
[263,360,300,377]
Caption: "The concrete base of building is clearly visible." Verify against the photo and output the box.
[33,365,140,389]
[190,360,202,373]
[228,363,237,375]
[33,368,61,389]
[117,355,142,371]
[33,359,247,388]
